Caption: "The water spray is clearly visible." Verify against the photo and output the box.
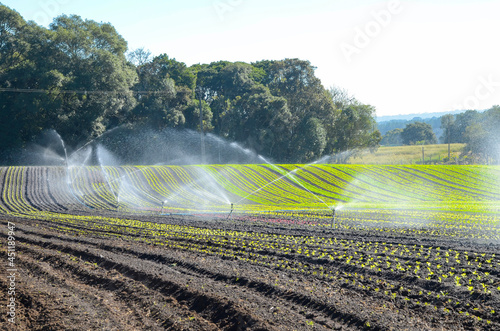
[227,203,234,219]
[160,200,167,215]
[71,125,125,156]
[240,155,331,211]
[52,130,69,168]
[52,130,70,183]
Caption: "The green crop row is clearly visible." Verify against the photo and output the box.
[1,165,500,215]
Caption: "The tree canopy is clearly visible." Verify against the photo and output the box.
[0,5,381,164]
[380,128,403,146]
[401,122,437,145]
[462,106,500,163]
[0,8,137,149]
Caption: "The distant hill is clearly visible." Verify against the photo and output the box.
[376,109,488,143]
[377,116,443,139]
[375,109,470,123]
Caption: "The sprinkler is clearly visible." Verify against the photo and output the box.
[331,207,336,228]
[160,200,167,215]
[227,203,234,219]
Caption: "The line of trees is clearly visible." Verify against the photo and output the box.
[380,122,437,146]
[441,107,500,164]
[0,5,381,163]
[379,107,500,164]
[378,116,443,141]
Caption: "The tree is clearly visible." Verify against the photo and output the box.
[441,114,455,143]
[0,5,29,73]
[401,122,437,145]
[328,85,357,110]
[333,104,381,154]
[127,47,152,66]
[0,6,35,150]
[463,106,500,164]
[440,114,455,159]
[327,86,381,159]
[192,59,380,162]
[228,85,292,159]
[131,54,195,129]
[254,59,339,161]
[0,5,382,164]
[290,117,327,161]
[450,110,479,143]
[197,62,259,137]
[0,12,139,148]
[184,98,213,132]
[381,128,403,146]
[192,61,295,160]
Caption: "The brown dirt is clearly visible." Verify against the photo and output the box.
[2,213,500,330]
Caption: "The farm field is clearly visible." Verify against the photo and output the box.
[348,144,465,165]
[1,164,500,330]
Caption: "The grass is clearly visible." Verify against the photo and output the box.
[348,144,465,165]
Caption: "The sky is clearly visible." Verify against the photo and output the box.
[2,0,500,117]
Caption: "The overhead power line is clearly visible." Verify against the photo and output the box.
[0,88,173,95]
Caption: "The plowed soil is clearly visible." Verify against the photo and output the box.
[2,212,500,331]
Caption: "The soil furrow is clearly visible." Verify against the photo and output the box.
[10,244,219,330]
[10,230,279,330]
[10,219,481,330]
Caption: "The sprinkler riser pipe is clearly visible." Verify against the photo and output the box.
[227,203,234,219]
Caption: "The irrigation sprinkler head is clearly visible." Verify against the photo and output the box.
[159,200,168,215]
[227,202,234,220]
